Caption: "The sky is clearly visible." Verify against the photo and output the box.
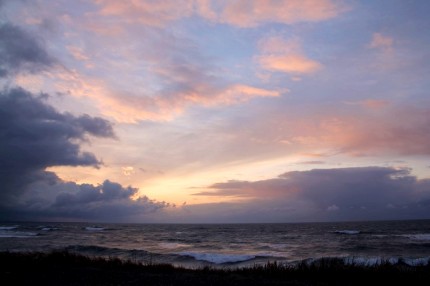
[1,0,430,223]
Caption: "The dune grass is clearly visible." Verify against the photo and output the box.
[1,251,430,285]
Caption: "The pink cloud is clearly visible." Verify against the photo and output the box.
[49,67,280,123]
[92,0,345,27]
[344,99,390,110]
[93,0,193,26]
[316,106,430,156]
[259,54,321,74]
[257,37,322,74]
[219,0,345,27]
[369,33,394,51]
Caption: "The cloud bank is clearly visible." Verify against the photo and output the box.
[188,167,430,222]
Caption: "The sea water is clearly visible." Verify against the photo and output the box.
[1,220,430,268]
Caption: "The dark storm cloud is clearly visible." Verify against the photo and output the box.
[0,87,113,170]
[193,167,430,221]
[52,180,169,219]
[0,23,54,77]
[3,177,170,221]
[0,88,113,205]
[0,88,170,221]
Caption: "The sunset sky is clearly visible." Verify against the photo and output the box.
[1,0,430,223]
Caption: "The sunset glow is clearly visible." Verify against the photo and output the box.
[1,0,430,223]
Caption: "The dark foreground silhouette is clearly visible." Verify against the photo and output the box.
[1,251,430,285]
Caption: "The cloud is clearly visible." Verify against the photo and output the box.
[0,88,169,221]
[0,88,114,169]
[257,37,322,74]
[92,0,346,28]
[49,31,281,122]
[0,23,54,78]
[205,101,430,163]
[190,167,430,222]
[321,106,430,156]
[298,161,326,165]
[0,172,170,221]
[0,87,114,201]
[369,33,394,51]
[212,0,345,27]
[94,0,194,26]
[96,83,281,123]
[344,99,390,110]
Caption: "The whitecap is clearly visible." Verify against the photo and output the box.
[402,233,430,241]
[402,257,430,266]
[178,252,255,264]
[343,256,383,266]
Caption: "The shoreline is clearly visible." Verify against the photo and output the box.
[2,251,430,285]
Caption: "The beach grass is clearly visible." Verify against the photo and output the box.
[1,251,430,285]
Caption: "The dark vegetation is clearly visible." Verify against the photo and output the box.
[1,251,430,285]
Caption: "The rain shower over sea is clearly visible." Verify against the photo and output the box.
[1,220,430,268]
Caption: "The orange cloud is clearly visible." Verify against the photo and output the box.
[257,37,322,74]
[259,55,321,74]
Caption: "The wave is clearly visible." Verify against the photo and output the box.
[402,233,430,241]
[0,226,18,230]
[334,230,360,235]
[38,226,60,231]
[41,227,56,231]
[0,231,38,238]
[177,252,256,264]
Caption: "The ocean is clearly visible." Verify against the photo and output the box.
[1,220,430,268]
